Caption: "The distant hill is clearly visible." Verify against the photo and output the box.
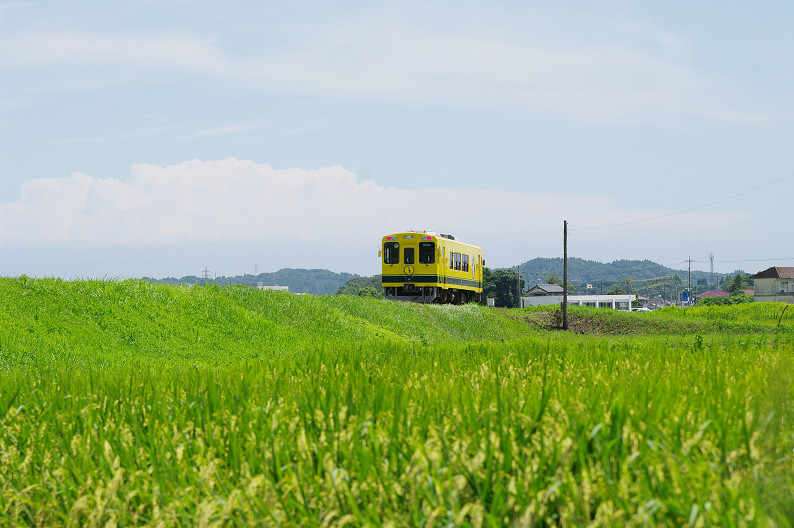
[143,268,356,295]
[514,257,745,298]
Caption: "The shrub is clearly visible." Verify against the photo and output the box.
[698,295,731,306]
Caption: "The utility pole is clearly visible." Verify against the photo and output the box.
[688,257,692,306]
[563,220,568,330]
[516,264,521,308]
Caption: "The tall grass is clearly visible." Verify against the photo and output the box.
[1,278,792,526]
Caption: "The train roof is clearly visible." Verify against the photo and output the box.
[382,231,482,250]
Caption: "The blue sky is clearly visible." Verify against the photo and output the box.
[1,0,793,279]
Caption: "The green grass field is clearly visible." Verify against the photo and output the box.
[1,277,793,526]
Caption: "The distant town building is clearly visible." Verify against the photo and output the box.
[696,290,730,300]
[525,284,565,296]
[645,296,672,309]
[749,266,794,303]
[256,283,289,292]
[521,294,635,311]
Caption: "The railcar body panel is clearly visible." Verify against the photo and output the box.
[380,232,483,304]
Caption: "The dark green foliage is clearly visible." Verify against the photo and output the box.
[337,275,384,297]
[484,267,524,307]
[544,273,563,285]
[698,295,731,306]
[544,273,576,293]
[356,286,381,297]
[730,292,754,304]
[482,266,493,303]
[722,273,754,295]
[698,292,754,306]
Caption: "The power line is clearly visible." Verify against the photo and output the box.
[688,257,794,264]
[571,172,794,231]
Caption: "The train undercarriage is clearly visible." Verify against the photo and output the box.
[383,285,481,305]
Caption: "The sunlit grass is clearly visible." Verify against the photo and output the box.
[1,278,793,526]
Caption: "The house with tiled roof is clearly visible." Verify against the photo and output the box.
[696,290,730,300]
[525,283,565,296]
[749,266,794,303]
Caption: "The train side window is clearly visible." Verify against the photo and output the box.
[384,242,400,264]
[463,254,469,272]
[419,242,435,264]
[454,253,461,271]
[450,251,454,269]
[404,247,415,265]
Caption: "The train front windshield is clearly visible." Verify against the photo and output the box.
[419,242,435,264]
[383,242,399,264]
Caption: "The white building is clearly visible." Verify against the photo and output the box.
[521,294,636,311]
[749,266,794,303]
[256,283,289,292]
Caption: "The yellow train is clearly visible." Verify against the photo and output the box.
[380,231,484,304]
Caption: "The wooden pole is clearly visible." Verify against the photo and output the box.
[517,263,521,308]
[563,220,568,330]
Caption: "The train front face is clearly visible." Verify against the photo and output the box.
[381,233,441,303]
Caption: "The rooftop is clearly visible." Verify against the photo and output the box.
[526,283,564,295]
[697,290,730,299]
[750,266,794,279]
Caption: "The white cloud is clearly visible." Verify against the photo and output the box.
[0,32,227,74]
[0,159,749,271]
[0,6,767,123]
[243,19,757,122]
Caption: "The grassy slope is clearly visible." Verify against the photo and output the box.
[4,278,793,366]
[0,278,536,370]
[2,277,794,375]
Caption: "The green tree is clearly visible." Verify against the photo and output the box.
[722,273,752,295]
[482,267,494,305]
[485,268,525,308]
[729,292,754,304]
[356,286,381,298]
[337,276,384,298]
[698,296,731,306]
[730,274,744,294]
[544,273,576,293]
[544,273,563,285]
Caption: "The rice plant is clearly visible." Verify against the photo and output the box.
[1,278,792,526]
